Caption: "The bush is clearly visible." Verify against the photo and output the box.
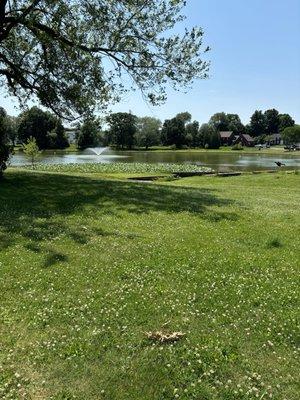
[0,107,12,178]
[0,142,11,177]
[232,143,244,150]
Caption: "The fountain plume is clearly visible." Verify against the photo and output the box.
[86,147,108,156]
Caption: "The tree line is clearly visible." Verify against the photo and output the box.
[98,109,297,150]
[0,105,299,178]
[0,106,69,149]
[1,106,298,151]
[79,111,222,150]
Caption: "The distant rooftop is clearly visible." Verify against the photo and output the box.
[242,134,254,142]
[219,131,233,138]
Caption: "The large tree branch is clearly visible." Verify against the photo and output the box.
[0,0,42,42]
[0,1,209,119]
[6,18,144,72]
[0,0,8,31]
[0,0,8,19]
[0,51,39,90]
[111,0,150,48]
[3,14,149,57]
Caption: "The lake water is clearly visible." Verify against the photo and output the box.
[11,148,300,172]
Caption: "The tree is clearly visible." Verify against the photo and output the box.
[0,106,12,177]
[0,1,210,119]
[107,113,137,150]
[185,121,200,147]
[23,136,40,168]
[282,125,300,147]
[264,109,280,134]
[253,135,267,145]
[199,123,220,149]
[227,114,245,134]
[209,131,221,149]
[135,117,161,149]
[244,124,252,136]
[209,112,229,131]
[5,115,18,146]
[18,107,52,148]
[176,112,192,125]
[47,121,69,149]
[54,121,69,149]
[249,110,267,137]
[99,130,112,147]
[77,117,101,149]
[161,117,185,148]
[279,114,295,132]
[18,106,67,149]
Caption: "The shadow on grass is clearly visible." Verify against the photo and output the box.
[0,171,238,257]
[44,250,69,268]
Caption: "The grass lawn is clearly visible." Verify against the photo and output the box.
[14,143,79,154]
[0,168,299,399]
[127,145,295,155]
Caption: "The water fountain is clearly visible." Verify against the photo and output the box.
[86,147,108,156]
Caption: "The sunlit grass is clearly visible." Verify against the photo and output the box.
[0,170,299,399]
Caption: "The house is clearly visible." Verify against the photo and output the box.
[267,133,282,146]
[219,131,235,146]
[233,133,254,147]
[64,127,79,144]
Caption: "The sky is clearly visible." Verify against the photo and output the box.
[1,0,300,125]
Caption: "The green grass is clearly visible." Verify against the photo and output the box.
[14,143,79,154]
[127,145,295,155]
[0,169,299,399]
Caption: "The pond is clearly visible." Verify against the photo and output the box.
[11,148,300,172]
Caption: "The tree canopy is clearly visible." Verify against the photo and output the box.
[185,121,200,147]
[107,112,137,149]
[227,114,245,134]
[279,114,295,132]
[0,0,209,119]
[6,115,18,145]
[199,123,220,149]
[135,117,161,149]
[209,112,229,132]
[282,125,300,146]
[264,109,280,134]
[77,117,101,149]
[175,112,192,125]
[18,106,69,149]
[161,117,186,149]
[249,110,267,137]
